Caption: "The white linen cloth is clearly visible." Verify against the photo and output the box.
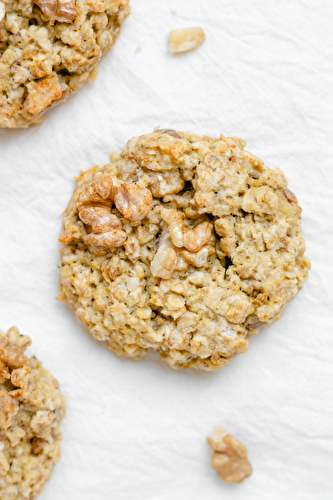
[0,1,332,498]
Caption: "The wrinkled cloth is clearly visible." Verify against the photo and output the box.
[0,0,332,499]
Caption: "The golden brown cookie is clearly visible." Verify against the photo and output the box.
[0,326,66,499]
[58,130,310,370]
[0,0,130,128]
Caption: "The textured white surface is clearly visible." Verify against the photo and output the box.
[0,0,333,498]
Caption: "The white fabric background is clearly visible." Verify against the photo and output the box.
[0,0,332,498]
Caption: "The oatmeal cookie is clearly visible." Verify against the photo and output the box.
[58,130,310,371]
[0,326,66,499]
[0,0,130,128]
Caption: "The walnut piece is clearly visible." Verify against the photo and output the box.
[169,27,206,53]
[79,205,127,253]
[125,235,140,262]
[114,183,153,224]
[75,174,152,223]
[0,336,27,383]
[207,427,252,484]
[159,129,182,139]
[178,245,215,268]
[34,0,77,23]
[79,206,123,234]
[75,175,152,253]
[283,189,298,204]
[162,209,213,252]
[0,390,19,430]
[150,229,177,279]
[25,73,62,115]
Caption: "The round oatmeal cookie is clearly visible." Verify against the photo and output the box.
[0,0,130,128]
[0,326,66,499]
[58,130,310,371]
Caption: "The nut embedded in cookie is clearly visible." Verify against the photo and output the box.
[58,129,310,371]
[0,326,66,499]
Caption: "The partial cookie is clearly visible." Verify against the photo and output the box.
[0,326,66,499]
[0,0,130,128]
[58,130,310,371]
[207,426,252,483]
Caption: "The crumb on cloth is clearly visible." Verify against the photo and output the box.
[169,27,206,53]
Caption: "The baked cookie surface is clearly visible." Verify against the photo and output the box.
[0,326,66,499]
[0,0,130,128]
[58,130,310,371]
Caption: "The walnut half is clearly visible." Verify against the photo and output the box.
[207,427,252,484]
[34,0,77,23]
[74,174,152,253]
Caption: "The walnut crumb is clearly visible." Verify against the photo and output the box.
[169,27,206,53]
[207,427,252,483]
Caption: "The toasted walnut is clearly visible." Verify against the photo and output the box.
[246,320,267,330]
[25,73,62,115]
[125,235,140,263]
[179,244,215,267]
[207,427,252,484]
[34,0,77,23]
[78,205,127,253]
[158,129,182,139]
[151,229,177,279]
[0,390,19,430]
[31,437,45,455]
[162,209,213,252]
[0,338,26,374]
[169,27,206,53]
[75,175,152,252]
[0,359,9,383]
[0,2,5,23]
[86,231,127,254]
[79,206,123,234]
[75,175,115,208]
[75,174,152,224]
[114,183,153,224]
[283,189,298,204]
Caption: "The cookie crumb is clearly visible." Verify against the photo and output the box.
[169,27,206,53]
[135,47,142,54]
[207,427,252,483]
[171,8,177,14]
